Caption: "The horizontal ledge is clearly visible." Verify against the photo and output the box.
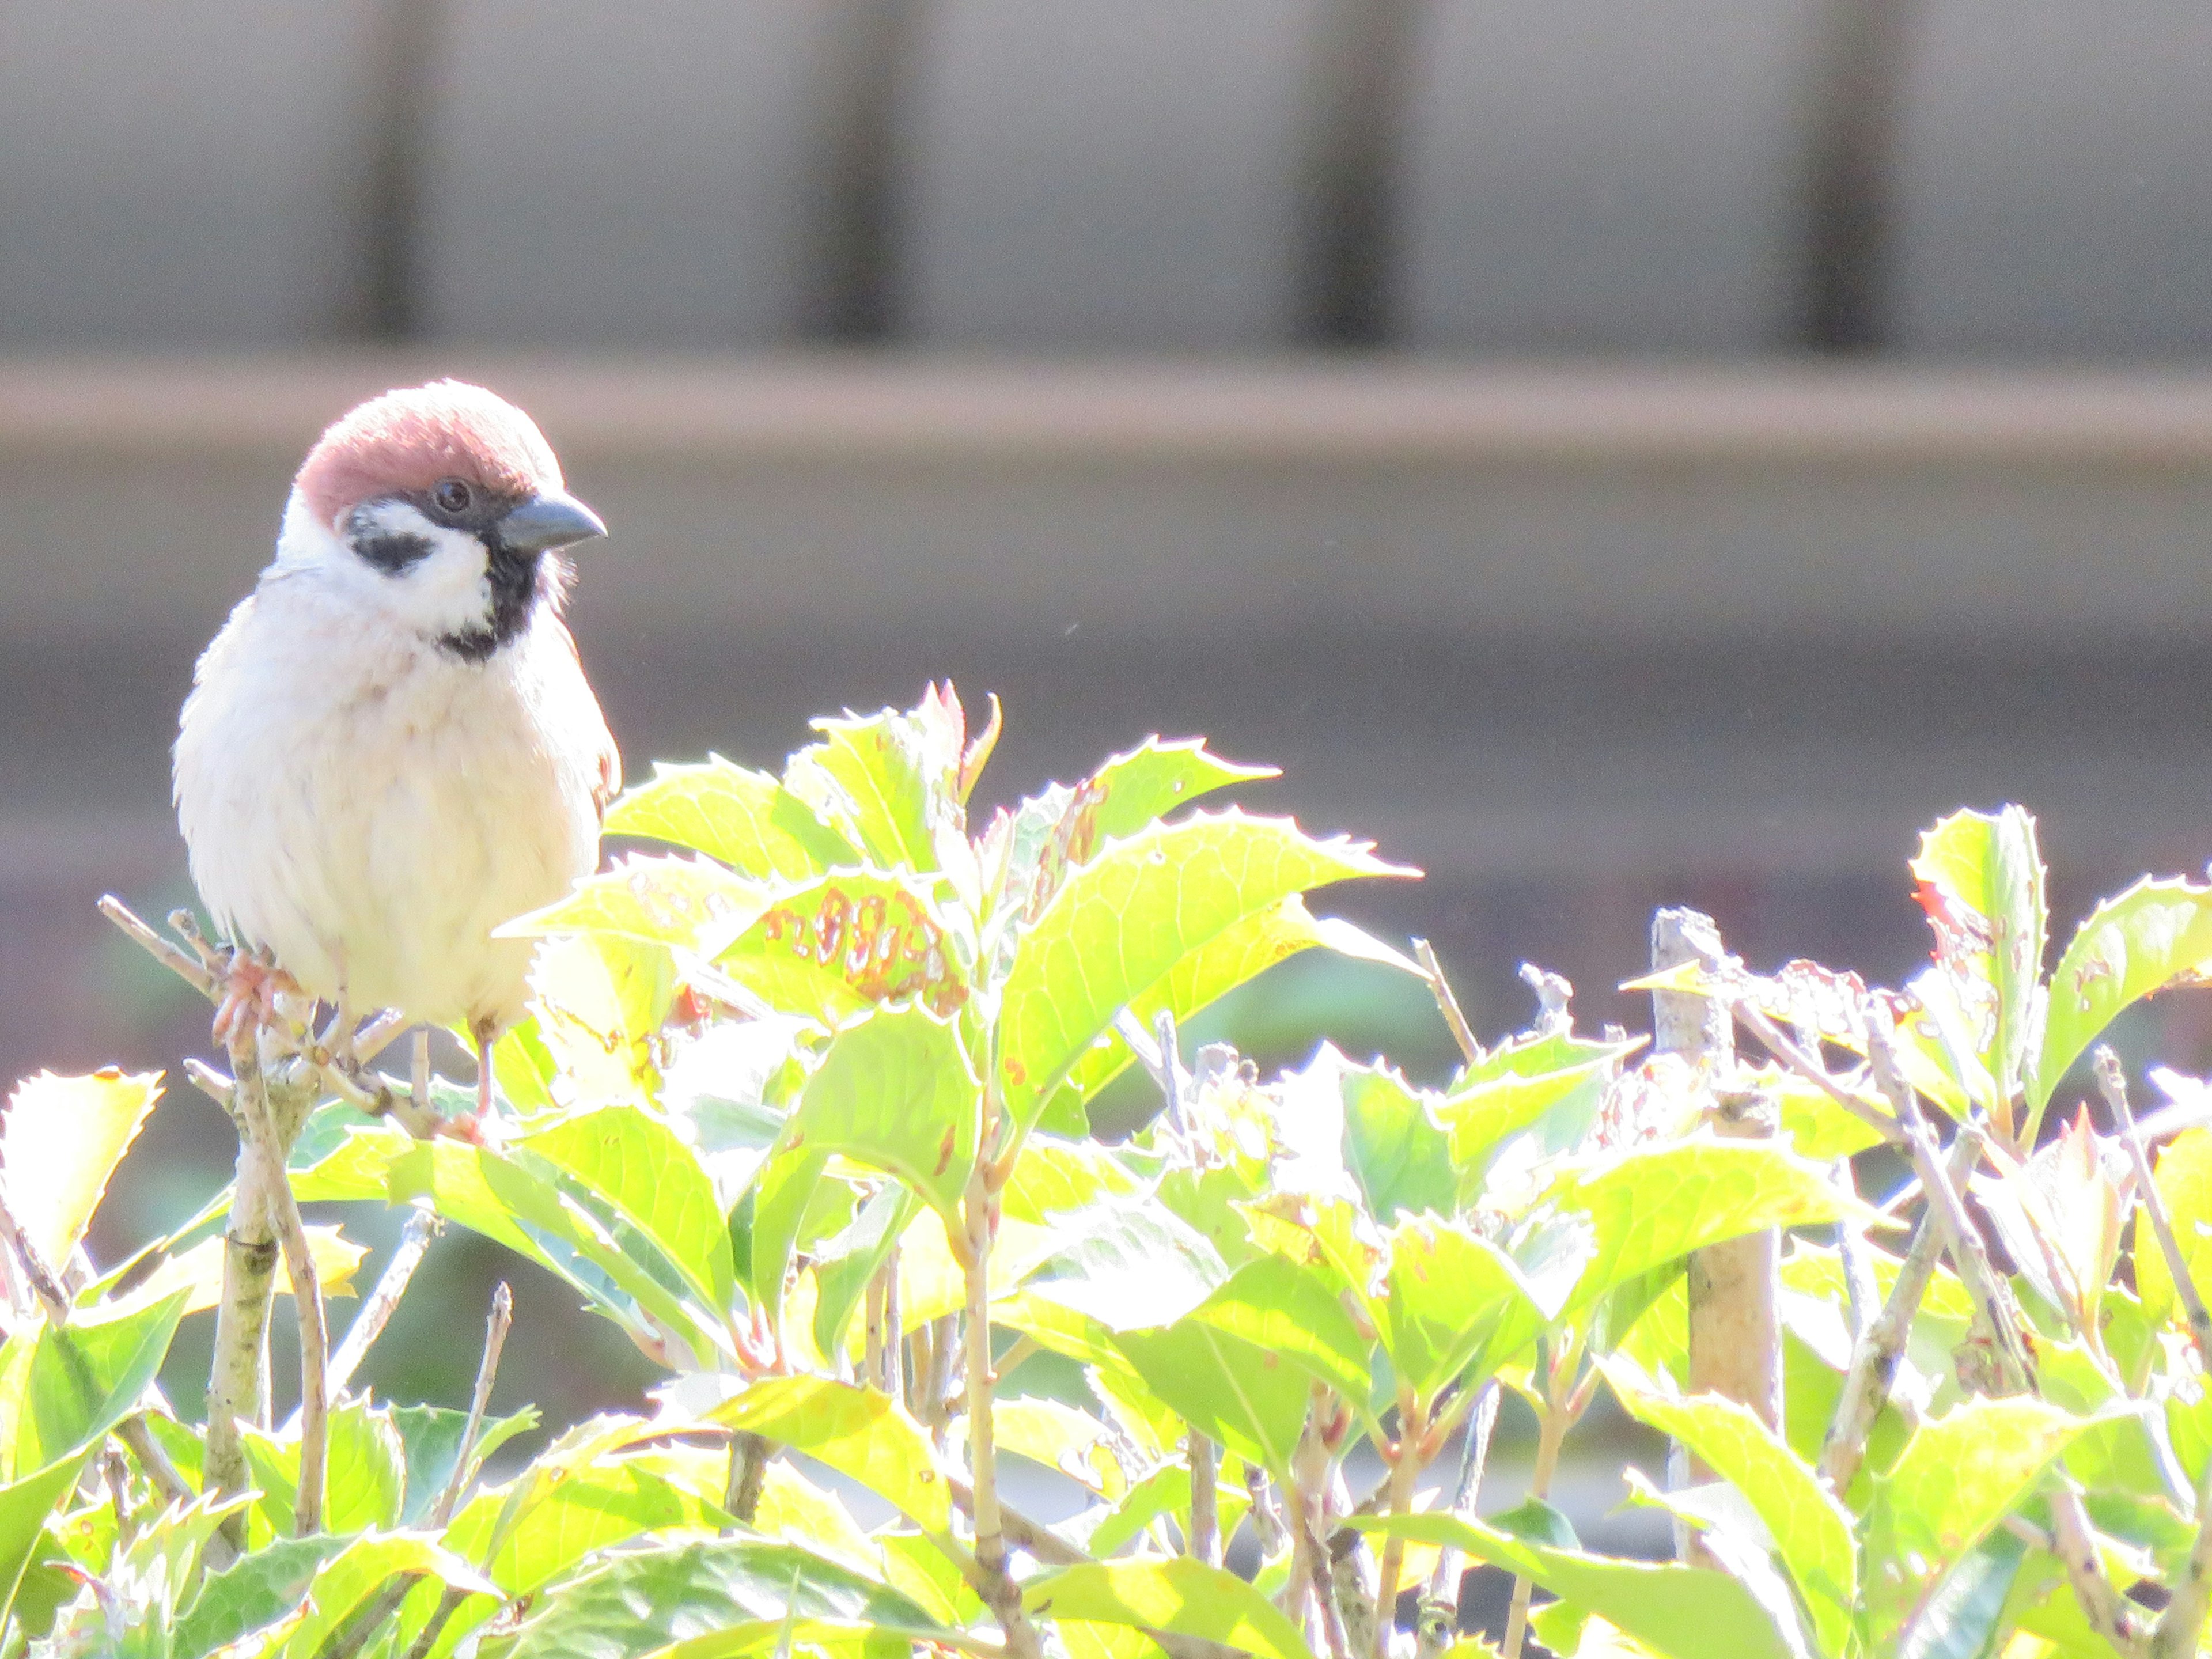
[10,353,2212,469]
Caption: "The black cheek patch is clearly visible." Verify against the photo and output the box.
[354,531,434,575]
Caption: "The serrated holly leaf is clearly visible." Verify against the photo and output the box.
[998,810,1415,1140]
[1188,1252,1373,1403]
[1436,1031,1639,1185]
[717,869,969,1022]
[529,931,673,1110]
[788,705,955,872]
[1040,899,1418,1132]
[519,1104,734,1313]
[1028,1199,1229,1332]
[776,1005,979,1221]
[1382,1215,1571,1401]
[996,1396,1129,1497]
[713,1376,951,1535]
[504,1539,945,1659]
[497,855,766,954]
[1541,1139,1863,1319]
[605,756,859,880]
[1113,1313,1312,1478]
[1,1069,161,1278]
[266,1533,498,1658]
[2139,1126,2212,1332]
[1603,1362,1855,1658]
[1352,1511,1796,1659]
[445,1456,727,1597]
[173,1534,350,1656]
[2035,876,2212,1124]
[8,1290,188,1479]
[391,1402,539,1528]
[1863,1397,2103,1642]
[1341,1060,1453,1224]
[1025,1556,1316,1659]
[1911,806,2046,1127]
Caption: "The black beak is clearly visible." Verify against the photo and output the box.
[498,490,607,553]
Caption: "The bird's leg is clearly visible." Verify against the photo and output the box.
[472,1017,499,1123]
[210,946,298,1049]
[314,990,354,1069]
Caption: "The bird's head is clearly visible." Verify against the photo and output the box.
[283,380,605,660]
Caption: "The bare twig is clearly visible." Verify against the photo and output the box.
[205,1122,277,1540]
[2153,1460,2212,1657]
[1500,1392,1571,1659]
[433,1282,512,1527]
[957,1150,1043,1659]
[1188,1431,1219,1566]
[99,896,217,1000]
[234,1050,328,1537]
[949,1475,1089,1568]
[319,1206,440,1410]
[1412,939,1482,1067]
[1868,1020,2033,1395]
[1426,1381,1499,1600]
[2099,1048,2212,1369]
[1370,1392,1429,1659]
[1732,999,1903,1144]
[2050,1485,2150,1657]
[724,1431,769,1525]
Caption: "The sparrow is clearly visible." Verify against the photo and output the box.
[174,380,620,1120]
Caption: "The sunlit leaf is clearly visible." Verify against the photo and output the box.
[108,1224,366,1317]
[2140,1125,2212,1334]
[1025,1556,1316,1659]
[264,1532,499,1658]
[713,1376,952,1535]
[173,1534,350,1656]
[1351,1511,1795,1659]
[1113,1315,1310,1478]
[606,756,858,880]
[1382,1215,1570,1400]
[520,1104,733,1312]
[1911,806,2046,1123]
[999,811,1415,1141]
[1436,1031,1638,1185]
[1603,1362,1855,1658]
[497,854,766,954]
[529,931,673,1110]
[2036,876,2212,1124]
[778,1005,979,1221]
[1,1069,161,1279]
[7,1290,188,1479]
[788,706,956,872]
[1862,1397,2104,1642]
[718,869,969,1022]
[1028,1200,1229,1333]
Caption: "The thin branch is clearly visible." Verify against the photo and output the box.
[320,1206,440,1408]
[2153,1458,2212,1657]
[1188,1431,1219,1566]
[948,1476,1089,1567]
[1732,999,1903,1144]
[1412,939,1482,1067]
[234,1047,328,1536]
[1370,1393,1429,1659]
[2099,1047,2212,1369]
[1502,1358,1578,1659]
[1426,1381,1499,1599]
[99,895,217,1000]
[433,1282,512,1527]
[2050,1484,2151,1657]
[957,1151,1043,1659]
[1868,1020,2033,1395]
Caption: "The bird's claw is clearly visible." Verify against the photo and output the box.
[210,949,300,1051]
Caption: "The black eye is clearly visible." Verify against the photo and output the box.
[431,478,474,515]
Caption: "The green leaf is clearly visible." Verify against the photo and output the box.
[1895,1528,2028,1659]
[789,706,955,872]
[811,1183,920,1362]
[1,1069,162,1276]
[781,1005,979,1220]
[175,1535,350,1656]
[2145,1126,2212,1339]
[1113,1316,1311,1478]
[998,810,1415,1139]
[497,1537,944,1659]
[1863,1397,2104,1642]
[392,1403,540,1528]
[1603,1363,1855,1658]
[713,1376,952,1534]
[1910,807,2046,1113]
[1190,1253,1374,1404]
[497,854,766,953]
[1340,1060,1454,1224]
[1001,1138,1145,1225]
[529,931,673,1110]
[606,756,858,879]
[451,1458,726,1596]
[1381,1216,1568,1402]
[1029,1200,1230,1332]
[718,869,970,1022]
[13,1290,188,1477]
[1435,1031,1638,1183]
[1025,1556,1316,1659]
[0,1456,96,1633]
[2035,876,2212,1120]
[268,1533,499,1658]
[996,1397,1128,1496]
[1352,1511,1796,1659]
[520,1104,734,1312]
[1541,1139,1862,1318]
[1042,899,1414,1130]
[1071,737,1281,852]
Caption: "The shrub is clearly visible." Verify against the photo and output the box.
[5,686,2211,1657]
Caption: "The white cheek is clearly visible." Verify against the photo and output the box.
[348,502,492,639]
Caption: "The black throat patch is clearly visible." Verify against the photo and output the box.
[437,532,543,662]
[348,492,547,662]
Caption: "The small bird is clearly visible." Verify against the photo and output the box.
[175,380,620,1119]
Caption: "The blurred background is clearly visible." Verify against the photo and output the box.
[8,0,2212,1576]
